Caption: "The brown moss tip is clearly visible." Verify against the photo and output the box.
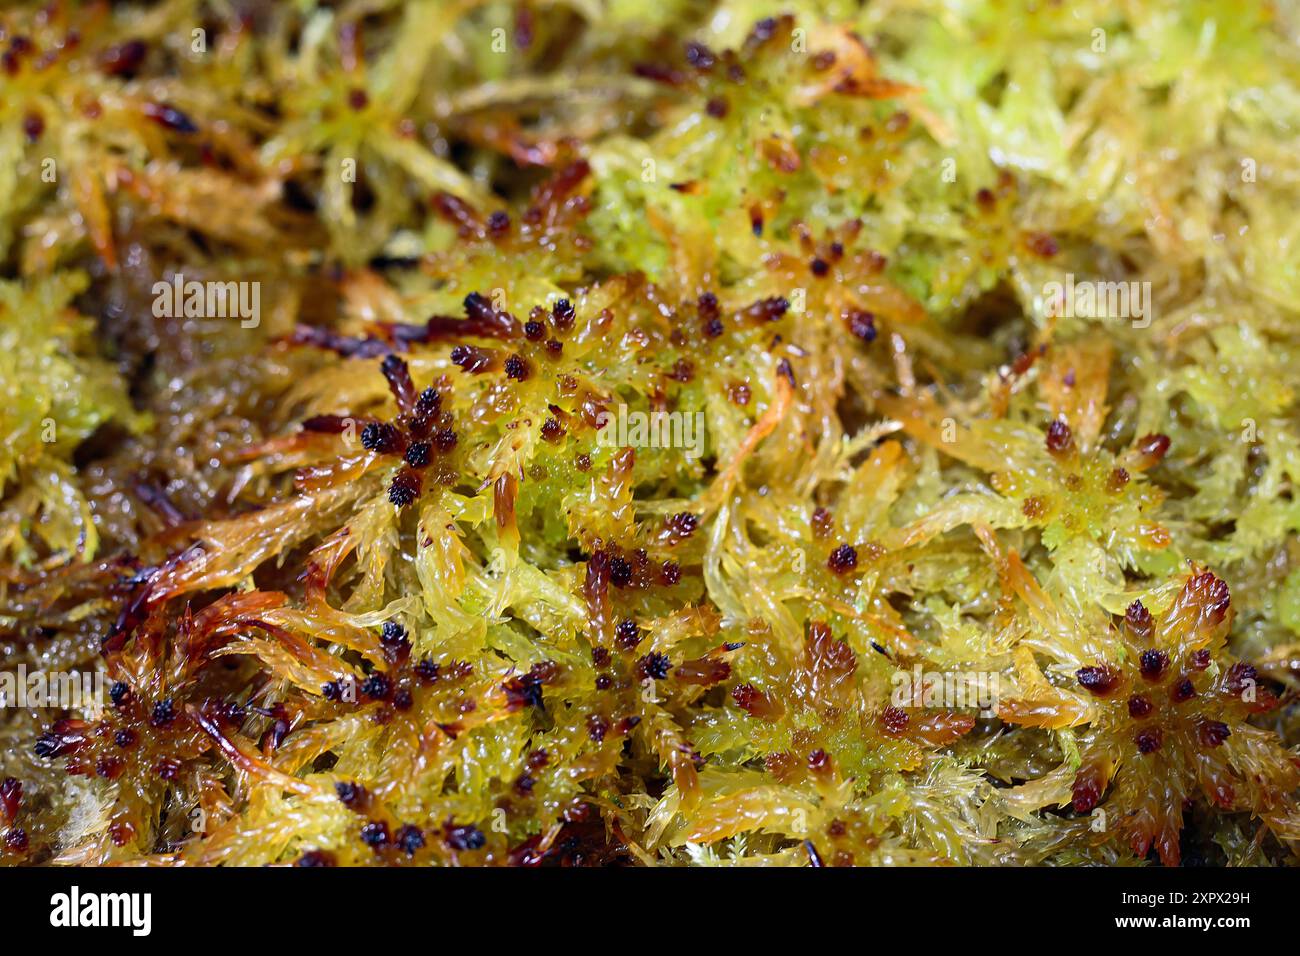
[1045,419,1074,456]
[1124,600,1154,641]
[1076,664,1120,696]
[827,543,858,573]
[1138,649,1169,681]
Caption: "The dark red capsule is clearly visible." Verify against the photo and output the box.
[847,310,876,343]
[99,39,147,76]
[22,112,43,142]
[1170,677,1197,703]
[827,544,858,573]
[1197,720,1230,748]
[1135,727,1163,754]
[1045,419,1074,455]
[1124,601,1153,640]
[360,821,389,848]
[143,101,199,133]
[388,470,422,508]
[1076,665,1120,696]
[1139,649,1169,681]
[615,619,641,650]
[296,850,336,867]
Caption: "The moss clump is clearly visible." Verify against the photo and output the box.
[0,272,145,566]
[1,0,1298,867]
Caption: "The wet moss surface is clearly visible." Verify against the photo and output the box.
[1,1,1298,866]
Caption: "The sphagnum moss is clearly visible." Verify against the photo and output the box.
[0,0,1298,867]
